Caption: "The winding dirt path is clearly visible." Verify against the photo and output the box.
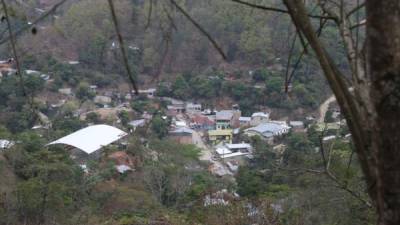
[318,95,336,123]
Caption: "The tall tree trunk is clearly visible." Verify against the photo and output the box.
[366,1,400,224]
[281,0,400,224]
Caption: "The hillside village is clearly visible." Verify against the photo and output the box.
[0,0,377,224]
[0,56,348,179]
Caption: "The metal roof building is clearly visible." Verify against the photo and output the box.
[245,122,290,138]
[47,124,127,154]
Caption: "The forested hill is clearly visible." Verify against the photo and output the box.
[5,0,342,116]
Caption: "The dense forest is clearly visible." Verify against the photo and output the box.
[0,0,398,225]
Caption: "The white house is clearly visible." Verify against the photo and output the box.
[215,143,252,163]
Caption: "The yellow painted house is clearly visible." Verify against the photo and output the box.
[208,129,233,145]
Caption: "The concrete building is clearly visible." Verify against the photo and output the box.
[215,110,241,130]
[169,127,194,144]
[128,119,146,131]
[216,143,252,164]
[190,114,215,130]
[239,117,251,127]
[186,103,202,114]
[208,129,233,145]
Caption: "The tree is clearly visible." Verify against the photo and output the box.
[76,82,95,101]
[151,115,169,139]
[236,167,268,197]
[235,1,399,224]
[85,112,100,124]
[171,75,190,100]
[118,110,130,126]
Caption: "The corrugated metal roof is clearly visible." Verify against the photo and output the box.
[225,143,251,149]
[251,112,269,118]
[216,110,234,120]
[170,127,194,134]
[245,122,289,138]
[128,119,146,127]
[239,117,251,122]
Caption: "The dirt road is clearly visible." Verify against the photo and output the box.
[192,130,232,176]
[318,95,336,123]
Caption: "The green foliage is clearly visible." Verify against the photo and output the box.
[118,110,130,126]
[24,75,45,95]
[324,110,335,123]
[76,82,95,101]
[150,116,169,139]
[85,112,100,124]
[236,167,268,197]
[52,117,83,134]
[252,68,271,82]
[283,132,313,166]
[171,75,190,100]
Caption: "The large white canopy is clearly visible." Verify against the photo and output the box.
[47,124,127,154]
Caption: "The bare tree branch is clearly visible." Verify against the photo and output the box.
[0,0,68,46]
[144,0,154,30]
[231,0,336,20]
[169,0,227,60]
[350,19,366,30]
[346,2,365,18]
[1,0,26,97]
[107,0,139,94]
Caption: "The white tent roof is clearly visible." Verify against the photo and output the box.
[47,124,127,154]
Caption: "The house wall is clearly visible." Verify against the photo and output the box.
[216,120,231,130]
[221,155,248,165]
[169,135,193,145]
[209,134,232,145]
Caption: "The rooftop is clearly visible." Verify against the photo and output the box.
[220,151,250,159]
[216,110,235,121]
[239,117,251,122]
[216,147,232,155]
[47,124,127,154]
[245,122,290,137]
[128,119,146,127]
[251,112,270,118]
[289,121,304,127]
[170,127,194,134]
[225,143,251,149]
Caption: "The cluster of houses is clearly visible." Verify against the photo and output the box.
[162,97,308,174]
[0,61,348,178]
[0,58,50,80]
